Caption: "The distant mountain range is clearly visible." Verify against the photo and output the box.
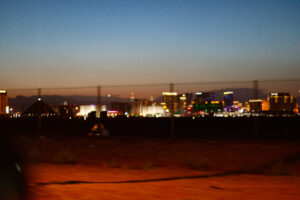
[8,88,299,112]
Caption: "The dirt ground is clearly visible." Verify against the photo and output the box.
[14,137,300,199]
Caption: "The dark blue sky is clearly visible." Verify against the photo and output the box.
[0,0,300,90]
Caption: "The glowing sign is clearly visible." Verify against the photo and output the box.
[249,99,263,102]
[196,92,202,95]
[0,90,7,93]
[224,91,233,95]
[162,92,178,96]
[107,110,119,114]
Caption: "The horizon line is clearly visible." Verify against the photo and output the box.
[4,78,300,91]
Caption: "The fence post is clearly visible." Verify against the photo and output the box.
[170,83,175,139]
[37,88,43,138]
[97,86,101,117]
[252,80,259,138]
[253,80,258,99]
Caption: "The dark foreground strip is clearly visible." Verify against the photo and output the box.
[35,170,244,186]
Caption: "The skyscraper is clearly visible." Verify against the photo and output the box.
[249,99,270,112]
[268,93,296,112]
[0,90,8,115]
[178,94,187,112]
[195,92,215,104]
[162,92,178,113]
[224,91,234,112]
[193,92,218,113]
[129,92,140,116]
[130,92,135,103]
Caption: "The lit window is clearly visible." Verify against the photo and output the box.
[275,96,278,103]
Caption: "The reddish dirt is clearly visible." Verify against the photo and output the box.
[15,137,300,199]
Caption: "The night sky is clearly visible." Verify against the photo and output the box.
[0,0,300,94]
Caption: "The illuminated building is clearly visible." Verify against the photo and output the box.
[77,105,101,118]
[178,94,187,112]
[130,92,141,116]
[130,92,135,102]
[0,90,8,115]
[52,102,78,119]
[140,105,166,117]
[143,99,150,106]
[262,100,270,111]
[149,96,154,105]
[249,99,263,112]
[22,100,56,117]
[142,96,156,107]
[193,92,221,114]
[177,93,194,115]
[268,93,296,112]
[233,101,242,111]
[111,102,130,114]
[162,92,178,114]
[244,102,250,112]
[193,100,223,113]
[195,92,215,104]
[107,110,119,117]
[183,92,194,106]
[249,99,270,113]
[210,101,223,113]
[223,91,234,112]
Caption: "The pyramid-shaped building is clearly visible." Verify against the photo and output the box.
[22,99,56,117]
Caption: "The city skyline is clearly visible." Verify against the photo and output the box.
[6,86,299,114]
[5,88,298,117]
[1,0,300,91]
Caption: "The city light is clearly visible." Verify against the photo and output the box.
[0,88,298,118]
[249,99,263,102]
[162,92,178,96]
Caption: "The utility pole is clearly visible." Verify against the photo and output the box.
[37,88,43,138]
[253,80,258,99]
[252,81,259,138]
[170,83,175,140]
[97,86,101,117]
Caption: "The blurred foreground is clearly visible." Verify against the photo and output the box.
[10,137,300,199]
